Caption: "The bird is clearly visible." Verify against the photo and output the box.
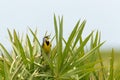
[42,35,51,55]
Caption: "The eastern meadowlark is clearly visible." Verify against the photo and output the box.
[42,35,51,55]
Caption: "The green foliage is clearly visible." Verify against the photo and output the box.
[0,15,116,80]
[108,49,114,80]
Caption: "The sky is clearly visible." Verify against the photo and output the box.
[0,0,120,50]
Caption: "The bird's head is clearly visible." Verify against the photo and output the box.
[43,35,50,42]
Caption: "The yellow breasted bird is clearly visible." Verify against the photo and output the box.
[42,35,51,55]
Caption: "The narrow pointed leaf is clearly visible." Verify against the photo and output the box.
[72,20,86,49]
[54,14,58,44]
[0,43,13,63]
